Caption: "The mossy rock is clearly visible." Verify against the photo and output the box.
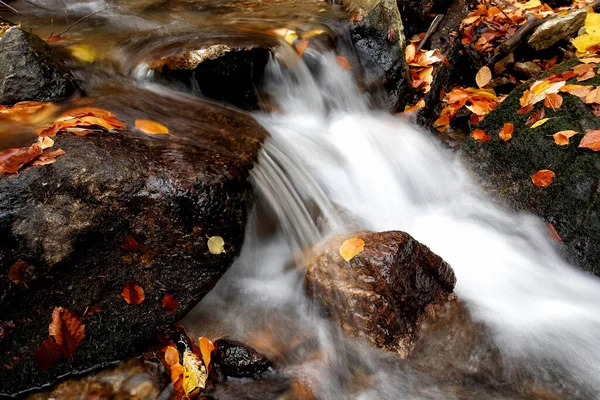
[461,59,600,275]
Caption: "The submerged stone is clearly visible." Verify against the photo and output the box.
[214,339,273,378]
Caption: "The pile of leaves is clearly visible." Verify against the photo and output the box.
[433,87,500,132]
[405,36,447,95]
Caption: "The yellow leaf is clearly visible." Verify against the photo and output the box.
[68,44,97,63]
[573,32,600,54]
[339,237,365,262]
[530,118,551,128]
[199,337,215,369]
[513,0,541,9]
[301,29,326,39]
[135,119,169,135]
[475,66,492,88]
[207,236,225,254]
[182,350,207,395]
[585,8,600,35]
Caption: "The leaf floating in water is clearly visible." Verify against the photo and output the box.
[162,293,178,315]
[339,237,365,262]
[48,307,85,361]
[207,236,225,254]
[475,66,492,88]
[531,169,555,187]
[34,338,62,371]
[121,280,145,304]
[199,337,215,371]
[552,130,578,145]
[68,44,97,63]
[578,129,600,151]
[135,119,169,135]
[182,350,208,396]
[335,55,352,70]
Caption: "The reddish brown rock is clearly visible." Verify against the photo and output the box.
[305,230,456,357]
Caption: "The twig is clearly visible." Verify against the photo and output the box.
[0,0,21,15]
[417,14,445,52]
[54,5,112,38]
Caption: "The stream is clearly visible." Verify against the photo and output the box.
[2,0,600,399]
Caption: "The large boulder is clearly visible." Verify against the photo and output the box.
[461,59,600,276]
[305,230,456,357]
[0,27,80,106]
[0,88,266,395]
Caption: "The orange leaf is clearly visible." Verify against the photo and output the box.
[31,148,65,167]
[170,362,185,384]
[560,84,593,98]
[295,39,309,56]
[585,88,600,104]
[544,93,563,110]
[520,89,534,107]
[164,345,180,366]
[48,307,85,360]
[34,338,62,371]
[531,169,555,187]
[472,129,491,142]
[121,280,145,305]
[121,236,139,252]
[552,130,578,145]
[162,293,178,315]
[135,119,169,135]
[199,337,215,370]
[433,114,450,132]
[498,123,514,141]
[335,55,352,70]
[339,237,365,262]
[578,129,600,151]
[517,104,534,115]
[0,144,43,174]
[546,223,562,243]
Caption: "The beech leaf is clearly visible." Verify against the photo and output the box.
[578,129,600,151]
[35,338,62,371]
[531,169,555,187]
[552,130,578,145]
[199,337,215,370]
[182,350,208,395]
[339,237,365,262]
[164,345,180,366]
[207,236,225,254]
[499,123,514,142]
[475,66,492,88]
[530,117,552,128]
[135,119,169,135]
[544,93,563,110]
[121,280,145,305]
[472,129,491,143]
[48,307,85,360]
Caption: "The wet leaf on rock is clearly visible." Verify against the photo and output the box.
[207,236,225,255]
[199,337,215,371]
[546,223,563,243]
[164,345,180,366]
[162,293,178,315]
[34,338,62,371]
[48,307,86,361]
[530,117,551,129]
[531,169,555,187]
[578,129,600,151]
[135,119,169,135]
[499,123,514,141]
[339,237,365,262]
[553,130,578,145]
[31,148,65,167]
[182,350,208,396]
[544,93,563,110]
[525,108,546,126]
[472,129,491,142]
[0,143,42,174]
[121,280,145,305]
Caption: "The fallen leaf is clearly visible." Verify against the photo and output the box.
[35,338,62,371]
[553,130,578,145]
[585,87,600,104]
[546,222,562,242]
[339,237,365,262]
[472,129,492,142]
[199,337,215,370]
[544,93,563,110]
[572,9,600,54]
[121,280,145,305]
[170,362,185,390]
[518,104,534,115]
[182,350,208,396]
[207,236,225,255]
[135,119,169,135]
[295,39,309,56]
[162,293,178,315]
[525,108,546,126]
[69,44,97,63]
[520,90,534,107]
[0,321,16,341]
[560,84,593,98]
[578,129,600,151]
[531,169,555,187]
[433,114,450,132]
[164,345,180,366]
[499,123,514,141]
[0,143,42,174]
[531,118,551,128]
[8,259,29,285]
[335,55,352,70]
[48,307,85,360]
[38,136,55,150]
[121,236,139,252]
[31,148,65,167]
[475,66,492,88]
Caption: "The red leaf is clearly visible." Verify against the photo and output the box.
[162,293,178,315]
[121,280,145,305]
[531,169,555,187]
[35,338,62,371]
[0,144,43,174]
[48,307,85,360]
[517,104,534,115]
[499,122,514,141]
[525,108,546,127]
[578,129,600,151]
[121,236,139,252]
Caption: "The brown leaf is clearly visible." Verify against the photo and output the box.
[121,236,139,252]
[499,122,514,141]
[339,237,365,262]
[475,66,492,88]
[121,280,145,305]
[552,130,578,145]
[162,293,178,315]
[578,129,600,151]
[48,307,85,360]
[199,337,215,370]
[544,93,563,110]
[35,338,62,371]
[472,129,491,142]
[560,84,593,99]
[546,223,562,243]
[518,104,534,115]
[525,108,546,127]
[8,259,29,285]
[30,148,65,167]
[585,88,600,104]
[531,169,555,187]
[0,144,43,174]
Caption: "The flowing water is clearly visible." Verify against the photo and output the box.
[3,1,600,398]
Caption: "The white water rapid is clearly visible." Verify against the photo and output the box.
[183,47,600,399]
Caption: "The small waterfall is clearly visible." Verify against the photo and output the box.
[184,48,600,398]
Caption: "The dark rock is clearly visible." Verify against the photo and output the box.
[214,339,273,378]
[305,230,456,357]
[0,27,80,106]
[153,46,271,111]
[461,58,600,276]
[0,86,266,396]
[347,0,410,112]
[513,61,544,79]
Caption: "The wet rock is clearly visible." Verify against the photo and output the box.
[461,59,600,276]
[528,8,587,51]
[214,339,273,378]
[0,87,266,396]
[346,0,410,112]
[153,46,271,110]
[0,27,80,106]
[513,61,543,79]
[305,230,456,357]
